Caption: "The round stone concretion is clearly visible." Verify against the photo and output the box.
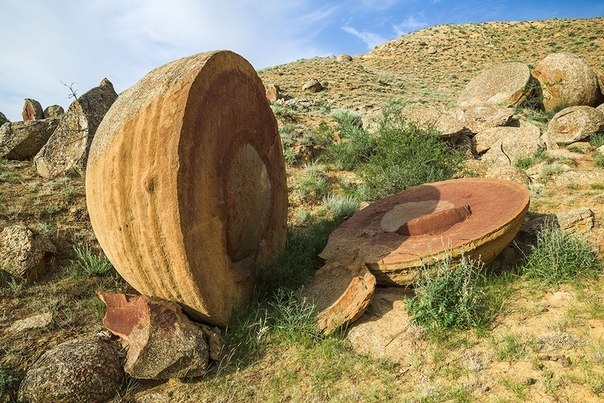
[319,178,530,285]
[86,51,288,326]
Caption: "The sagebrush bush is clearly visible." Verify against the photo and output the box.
[522,225,601,284]
[294,162,330,203]
[407,255,491,330]
[324,110,376,170]
[358,106,462,199]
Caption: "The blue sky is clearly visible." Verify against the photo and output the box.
[0,0,602,121]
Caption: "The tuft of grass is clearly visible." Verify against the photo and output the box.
[68,245,115,276]
[322,194,360,220]
[522,226,601,284]
[294,162,330,204]
[406,255,492,330]
[594,153,604,168]
[589,133,604,148]
[515,148,546,169]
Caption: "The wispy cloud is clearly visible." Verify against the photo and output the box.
[342,26,388,49]
[393,15,429,35]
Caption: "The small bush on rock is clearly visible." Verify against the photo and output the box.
[407,255,491,330]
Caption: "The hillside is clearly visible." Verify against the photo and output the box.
[259,17,603,115]
[2,17,604,402]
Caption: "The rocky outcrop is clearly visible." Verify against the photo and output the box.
[478,120,543,165]
[22,98,44,121]
[0,112,8,126]
[86,51,287,326]
[533,53,602,112]
[0,118,59,159]
[34,78,117,178]
[545,105,604,145]
[400,105,465,140]
[458,62,534,108]
[98,292,218,379]
[43,104,65,119]
[0,225,55,282]
[18,334,124,403]
[452,104,515,134]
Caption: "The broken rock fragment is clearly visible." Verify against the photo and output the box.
[98,292,223,380]
[301,251,376,334]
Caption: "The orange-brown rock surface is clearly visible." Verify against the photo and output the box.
[301,252,376,334]
[319,178,530,285]
[86,51,288,326]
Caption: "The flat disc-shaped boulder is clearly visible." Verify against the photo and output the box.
[319,178,529,285]
[458,62,533,108]
[301,252,376,334]
[86,51,288,326]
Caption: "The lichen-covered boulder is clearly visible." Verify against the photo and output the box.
[478,120,544,165]
[458,62,534,108]
[545,105,604,145]
[0,225,56,282]
[34,78,117,178]
[43,104,65,119]
[0,118,59,159]
[86,51,288,326]
[451,104,515,134]
[22,98,44,121]
[533,53,601,112]
[98,292,217,379]
[18,334,124,403]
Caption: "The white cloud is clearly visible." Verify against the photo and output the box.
[393,15,429,35]
[0,0,339,120]
[342,26,388,49]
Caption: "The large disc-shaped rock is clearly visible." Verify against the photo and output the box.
[86,51,288,326]
[319,178,529,285]
[458,62,534,108]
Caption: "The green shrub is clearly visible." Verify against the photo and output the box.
[324,112,375,170]
[515,148,546,169]
[594,153,604,168]
[589,133,604,149]
[407,255,491,330]
[294,162,330,203]
[522,226,601,284]
[0,364,16,398]
[358,108,461,199]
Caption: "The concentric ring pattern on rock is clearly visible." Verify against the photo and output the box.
[319,178,530,285]
[86,51,288,326]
